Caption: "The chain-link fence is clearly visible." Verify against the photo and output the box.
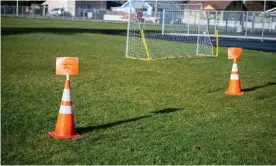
[1,5,127,22]
[2,5,276,40]
[203,10,276,40]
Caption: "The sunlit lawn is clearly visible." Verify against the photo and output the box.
[1,17,276,165]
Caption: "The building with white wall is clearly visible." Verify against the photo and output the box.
[42,0,107,16]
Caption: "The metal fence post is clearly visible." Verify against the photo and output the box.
[217,11,220,32]
[13,6,15,16]
[78,8,80,20]
[261,12,265,42]
[225,12,228,34]
[16,1,18,16]
[215,10,217,35]
[193,10,196,27]
[162,9,165,35]
[187,20,190,34]
[32,6,34,18]
[3,6,5,16]
[245,11,248,38]
[241,12,245,34]
[22,6,24,17]
[207,10,210,32]
[269,17,272,32]
[72,8,75,20]
[72,9,74,20]
[196,5,202,55]
[95,9,97,20]
[252,12,255,32]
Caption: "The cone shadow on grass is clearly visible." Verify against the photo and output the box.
[243,82,276,92]
[76,108,184,134]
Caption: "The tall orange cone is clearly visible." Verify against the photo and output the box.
[225,59,244,95]
[48,78,80,139]
[225,47,244,96]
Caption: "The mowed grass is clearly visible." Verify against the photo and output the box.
[1,17,276,165]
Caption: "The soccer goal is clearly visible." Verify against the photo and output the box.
[125,1,216,60]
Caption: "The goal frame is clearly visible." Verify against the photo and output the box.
[125,1,218,61]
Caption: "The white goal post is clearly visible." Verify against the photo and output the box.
[125,1,216,60]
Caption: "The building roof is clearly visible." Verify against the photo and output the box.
[186,0,233,10]
[244,1,264,11]
[186,0,265,11]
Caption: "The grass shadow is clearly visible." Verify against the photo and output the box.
[1,27,127,36]
[77,108,184,134]
[243,82,276,92]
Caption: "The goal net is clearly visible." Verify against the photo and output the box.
[125,1,215,60]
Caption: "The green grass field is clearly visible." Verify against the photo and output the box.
[1,17,276,165]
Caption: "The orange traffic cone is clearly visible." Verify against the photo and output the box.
[48,79,80,139]
[225,58,244,96]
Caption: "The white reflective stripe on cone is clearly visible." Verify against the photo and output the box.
[232,64,238,72]
[59,105,73,114]
[62,89,71,101]
[230,74,239,80]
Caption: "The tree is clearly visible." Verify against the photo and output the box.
[1,0,45,6]
[262,1,276,10]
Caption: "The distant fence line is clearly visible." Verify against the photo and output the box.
[1,5,276,41]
